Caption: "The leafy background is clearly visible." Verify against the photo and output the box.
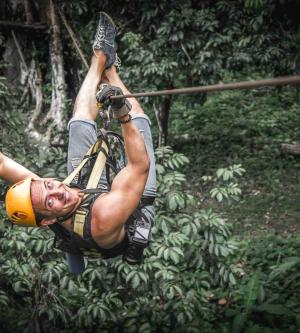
[1,0,300,332]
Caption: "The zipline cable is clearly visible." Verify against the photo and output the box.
[110,75,300,100]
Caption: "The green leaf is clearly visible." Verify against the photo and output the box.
[254,304,295,317]
[131,274,140,289]
[269,257,300,280]
[244,272,261,308]
[232,313,247,333]
[138,322,151,333]
[126,270,137,283]
[229,273,236,285]
[169,250,179,264]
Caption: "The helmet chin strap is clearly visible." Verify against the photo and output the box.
[56,213,74,225]
[55,188,101,225]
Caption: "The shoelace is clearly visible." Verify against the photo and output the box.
[94,24,114,48]
[114,55,121,70]
[96,25,105,40]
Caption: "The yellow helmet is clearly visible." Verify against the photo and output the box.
[5,177,37,227]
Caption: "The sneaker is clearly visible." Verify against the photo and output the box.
[93,12,117,67]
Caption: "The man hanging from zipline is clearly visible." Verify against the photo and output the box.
[0,12,156,274]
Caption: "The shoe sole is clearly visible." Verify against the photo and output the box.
[99,11,117,33]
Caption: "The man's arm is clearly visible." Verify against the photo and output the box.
[92,117,150,244]
[91,69,151,246]
[0,152,39,184]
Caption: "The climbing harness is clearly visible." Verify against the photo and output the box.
[49,103,154,264]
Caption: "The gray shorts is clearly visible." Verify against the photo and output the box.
[67,113,156,198]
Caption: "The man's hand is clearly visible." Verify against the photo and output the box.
[96,84,132,119]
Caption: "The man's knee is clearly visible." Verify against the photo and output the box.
[73,98,96,121]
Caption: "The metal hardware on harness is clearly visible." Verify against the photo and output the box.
[97,91,111,129]
[123,212,152,265]
[99,107,111,130]
[99,108,110,121]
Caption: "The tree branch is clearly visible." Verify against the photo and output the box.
[57,7,89,70]
[281,143,300,156]
[0,20,48,31]
[11,31,29,73]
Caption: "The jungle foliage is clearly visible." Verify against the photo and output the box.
[1,0,300,332]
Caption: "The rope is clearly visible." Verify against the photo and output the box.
[110,75,300,100]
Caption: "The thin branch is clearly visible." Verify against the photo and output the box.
[57,7,89,70]
[11,30,29,73]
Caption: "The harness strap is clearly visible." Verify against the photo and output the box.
[63,140,108,186]
[141,196,155,206]
[86,144,109,189]
[61,137,109,237]
[73,142,108,237]
[63,145,94,186]
[73,208,88,236]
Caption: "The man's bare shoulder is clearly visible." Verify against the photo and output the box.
[91,193,114,234]
[90,192,126,248]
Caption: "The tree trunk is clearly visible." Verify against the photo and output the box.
[3,29,28,89]
[43,0,67,135]
[154,96,172,146]
[3,34,21,87]
[281,143,300,156]
[24,0,34,24]
[26,58,44,142]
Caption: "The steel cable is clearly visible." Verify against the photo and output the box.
[110,75,300,100]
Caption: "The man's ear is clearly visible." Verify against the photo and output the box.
[40,218,57,226]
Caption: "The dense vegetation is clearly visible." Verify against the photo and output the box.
[1,0,300,332]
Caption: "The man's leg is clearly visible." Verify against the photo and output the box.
[67,52,107,175]
[68,10,117,173]
[73,52,107,121]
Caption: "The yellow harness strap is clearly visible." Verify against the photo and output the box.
[62,144,94,186]
[63,138,109,237]
[86,141,109,189]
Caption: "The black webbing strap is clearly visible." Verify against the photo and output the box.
[141,196,155,206]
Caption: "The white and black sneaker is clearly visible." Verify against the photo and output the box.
[93,12,117,68]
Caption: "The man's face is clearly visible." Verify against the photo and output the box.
[30,178,82,221]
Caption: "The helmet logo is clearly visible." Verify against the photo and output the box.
[12,212,28,221]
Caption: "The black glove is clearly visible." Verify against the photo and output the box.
[96,84,131,119]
